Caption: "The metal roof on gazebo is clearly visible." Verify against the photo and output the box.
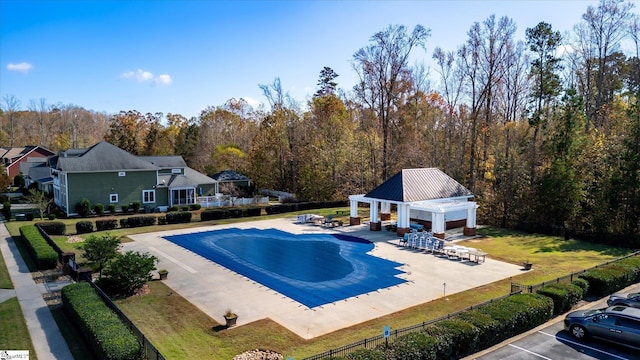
[364,168,473,203]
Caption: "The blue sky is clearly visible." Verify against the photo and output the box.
[1,0,636,118]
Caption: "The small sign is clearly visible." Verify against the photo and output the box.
[383,325,390,338]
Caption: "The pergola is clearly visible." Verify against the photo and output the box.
[348,168,478,239]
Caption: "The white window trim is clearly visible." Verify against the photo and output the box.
[109,194,118,203]
[142,189,156,204]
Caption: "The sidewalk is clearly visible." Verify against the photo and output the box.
[0,219,73,360]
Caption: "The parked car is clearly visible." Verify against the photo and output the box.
[564,306,640,348]
[607,292,640,308]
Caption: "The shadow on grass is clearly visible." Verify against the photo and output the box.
[478,227,632,258]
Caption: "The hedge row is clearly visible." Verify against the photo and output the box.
[265,200,348,215]
[578,255,640,297]
[19,225,58,270]
[96,219,119,231]
[537,280,586,315]
[165,211,192,224]
[119,215,157,228]
[76,221,94,234]
[336,293,553,360]
[61,282,141,360]
[200,207,261,221]
[35,221,66,235]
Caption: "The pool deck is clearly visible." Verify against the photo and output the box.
[124,218,523,339]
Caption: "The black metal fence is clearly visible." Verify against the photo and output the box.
[511,250,640,294]
[302,292,518,360]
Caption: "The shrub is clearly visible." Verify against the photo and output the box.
[75,221,94,234]
[165,211,192,224]
[19,225,58,270]
[107,204,117,214]
[572,277,589,294]
[244,207,262,217]
[121,204,129,213]
[190,203,201,211]
[182,206,190,211]
[25,213,34,221]
[61,282,141,360]
[157,216,167,225]
[96,219,118,231]
[75,198,92,217]
[228,208,243,218]
[345,349,386,360]
[36,221,66,235]
[94,203,105,216]
[429,318,480,359]
[579,265,631,297]
[387,331,437,360]
[1,201,10,219]
[48,213,57,220]
[201,210,228,221]
[537,282,583,315]
[131,201,141,213]
[168,206,180,212]
[102,251,158,297]
[120,216,156,228]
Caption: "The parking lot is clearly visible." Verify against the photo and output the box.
[468,284,640,360]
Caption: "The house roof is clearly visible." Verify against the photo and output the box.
[1,146,55,162]
[55,142,159,172]
[140,156,187,168]
[210,169,250,182]
[158,167,217,187]
[365,168,473,203]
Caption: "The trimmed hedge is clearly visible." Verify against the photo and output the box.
[537,282,584,315]
[264,200,348,215]
[456,293,553,354]
[35,221,66,235]
[386,331,437,360]
[119,215,157,228]
[201,209,228,221]
[96,219,119,231]
[577,255,640,297]
[19,225,58,270]
[244,207,262,217]
[76,221,94,234]
[61,282,141,360]
[165,211,192,224]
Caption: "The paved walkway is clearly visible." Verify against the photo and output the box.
[125,217,523,339]
[0,219,73,360]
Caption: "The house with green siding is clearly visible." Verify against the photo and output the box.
[50,141,217,216]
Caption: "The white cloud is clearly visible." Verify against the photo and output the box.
[7,62,33,73]
[243,97,260,108]
[155,74,172,86]
[121,69,171,86]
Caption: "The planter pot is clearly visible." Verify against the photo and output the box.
[158,271,168,280]
[224,314,238,327]
[523,263,533,270]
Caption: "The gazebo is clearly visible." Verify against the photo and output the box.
[348,168,478,239]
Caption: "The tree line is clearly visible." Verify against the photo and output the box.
[2,0,639,245]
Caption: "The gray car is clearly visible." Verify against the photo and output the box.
[564,306,640,348]
[607,292,640,308]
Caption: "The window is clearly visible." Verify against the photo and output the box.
[118,171,126,177]
[110,194,118,203]
[143,190,155,204]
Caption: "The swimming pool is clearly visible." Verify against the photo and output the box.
[163,228,407,308]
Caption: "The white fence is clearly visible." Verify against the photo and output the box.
[197,196,269,208]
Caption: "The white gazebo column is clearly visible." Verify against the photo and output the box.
[349,198,361,225]
[463,204,478,236]
[369,200,381,231]
[432,211,446,239]
[396,203,411,237]
[380,201,391,221]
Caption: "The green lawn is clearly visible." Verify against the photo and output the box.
[1,212,636,359]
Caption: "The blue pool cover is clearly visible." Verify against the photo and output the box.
[163,228,407,308]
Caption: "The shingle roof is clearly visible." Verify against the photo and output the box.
[365,168,473,203]
[56,142,159,172]
[140,156,187,168]
[210,170,250,182]
[158,167,217,187]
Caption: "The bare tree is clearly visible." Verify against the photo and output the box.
[352,24,430,181]
[2,94,21,146]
